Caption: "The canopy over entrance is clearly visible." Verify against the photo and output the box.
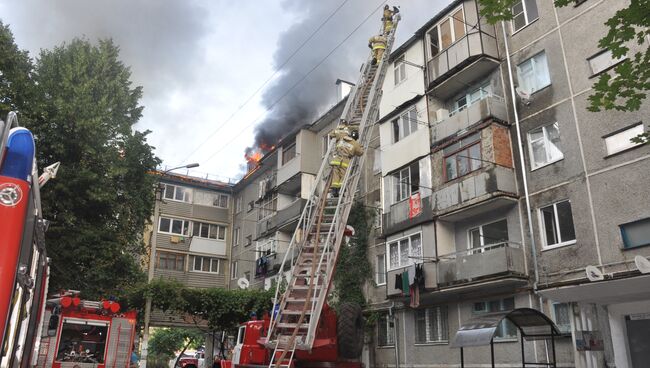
[450,308,562,368]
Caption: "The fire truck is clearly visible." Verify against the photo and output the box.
[220,12,401,368]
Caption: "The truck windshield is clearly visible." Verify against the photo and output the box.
[55,319,109,363]
[236,326,246,344]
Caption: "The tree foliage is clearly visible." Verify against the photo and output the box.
[331,202,373,309]
[0,21,35,120]
[20,38,160,298]
[478,0,650,113]
[149,328,204,360]
[122,279,275,331]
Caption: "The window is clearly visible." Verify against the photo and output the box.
[377,313,395,346]
[391,161,419,203]
[163,183,191,203]
[192,256,220,273]
[394,55,406,85]
[392,107,418,143]
[574,0,587,5]
[322,134,331,157]
[282,141,296,165]
[372,148,382,174]
[156,251,185,271]
[517,51,550,94]
[247,201,254,212]
[235,196,243,213]
[193,190,228,208]
[511,0,538,32]
[469,219,509,252]
[473,298,517,339]
[443,133,481,181]
[256,239,277,259]
[231,261,238,279]
[214,194,229,208]
[620,218,650,249]
[450,81,492,115]
[604,123,644,156]
[258,193,277,220]
[245,235,252,247]
[527,122,564,169]
[192,221,226,240]
[233,227,240,246]
[159,217,190,236]
[588,49,626,76]
[56,319,108,363]
[415,306,448,343]
[540,200,576,248]
[376,254,386,285]
[427,7,466,58]
[387,233,422,270]
[552,303,572,334]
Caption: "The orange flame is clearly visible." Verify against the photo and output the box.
[244,143,276,173]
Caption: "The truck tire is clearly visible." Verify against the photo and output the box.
[337,302,364,359]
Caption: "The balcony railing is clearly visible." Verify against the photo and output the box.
[426,30,499,99]
[382,195,434,236]
[431,95,507,143]
[437,242,525,286]
[277,198,307,230]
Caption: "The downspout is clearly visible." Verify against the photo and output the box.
[501,19,550,366]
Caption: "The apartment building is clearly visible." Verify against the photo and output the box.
[362,0,650,368]
[147,172,233,326]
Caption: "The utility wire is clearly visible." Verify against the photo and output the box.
[180,0,353,164]
[201,0,388,165]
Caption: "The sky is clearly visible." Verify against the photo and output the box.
[0,0,451,181]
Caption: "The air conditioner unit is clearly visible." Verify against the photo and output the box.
[258,180,266,199]
[435,108,449,122]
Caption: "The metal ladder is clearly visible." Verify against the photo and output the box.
[265,16,401,367]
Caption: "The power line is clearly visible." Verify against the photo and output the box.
[180,0,352,164]
[201,0,388,165]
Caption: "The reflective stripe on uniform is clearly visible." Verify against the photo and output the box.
[330,160,349,168]
[331,182,342,188]
[372,44,386,50]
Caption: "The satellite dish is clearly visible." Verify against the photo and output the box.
[515,87,531,106]
[585,265,604,282]
[237,277,250,289]
[634,256,650,274]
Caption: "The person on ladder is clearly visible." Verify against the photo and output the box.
[329,122,363,197]
[382,5,399,35]
[368,34,387,65]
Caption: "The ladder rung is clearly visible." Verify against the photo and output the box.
[277,322,309,330]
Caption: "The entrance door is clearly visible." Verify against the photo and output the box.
[625,315,650,367]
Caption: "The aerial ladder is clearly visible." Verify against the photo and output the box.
[265,14,401,367]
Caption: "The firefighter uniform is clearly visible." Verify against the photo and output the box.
[382,6,399,35]
[329,126,364,191]
[368,35,387,65]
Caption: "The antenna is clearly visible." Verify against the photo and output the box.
[634,256,650,274]
[515,87,531,106]
[237,277,250,289]
[585,265,604,282]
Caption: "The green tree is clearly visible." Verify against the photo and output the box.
[149,328,203,368]
[478,0,649,113]
[28,38,160,298]
[0,20,35,119]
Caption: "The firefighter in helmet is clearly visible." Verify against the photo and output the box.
[382,5,399,35]
[368,34,387,65]
[329,122,363,197]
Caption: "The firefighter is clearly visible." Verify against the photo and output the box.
[329,124,363,197]
[382,5,399,35]
[368,34,387,65]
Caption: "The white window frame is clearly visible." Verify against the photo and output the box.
[192,256,220,274]
[282,140,297,165]
[158,216,191,236]
[539,200,577,250]
[162,183,192,203]
[156,251,185,271]
[468,218,509,253]
[551,302,572,334]
[391,161,419,204]
[450,81,493,116]
[231,261,238,280]
[426,6,467,58]
[256,239,277,259]
[394,55,407,85]
[233,227,240,246]
[214,193,229,208]
[387,232,423,271]
[192,221,226,240]
[259,193,278,221]
[377,313,395,347]
[235,196,243,213]
[376,254,386,286]
[516,51,551,95]
[527,122,564,170]
[587,49,627,77]
[414,306,449,344]
[603,122,644,156]
[511,0,539,33]
[391,107,418,143]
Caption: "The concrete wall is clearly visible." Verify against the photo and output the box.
[379,39,426,120]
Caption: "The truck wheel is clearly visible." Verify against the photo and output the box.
[337,302,364,359]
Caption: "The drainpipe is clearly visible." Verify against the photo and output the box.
[389,302,399,368]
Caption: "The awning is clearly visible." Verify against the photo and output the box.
[451,308,561,348]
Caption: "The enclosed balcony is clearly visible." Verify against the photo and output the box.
[277,198,307,232]
[382,195,434,236]
[427,30,499,100]
[431,95,507,143]
[256,214,278,238]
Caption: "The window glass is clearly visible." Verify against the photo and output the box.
[444,135,481,181]
[428,28,439,57]
[376,254,386,285]
[553,303,572,333]
[172,219,183,234]
[164,185,174,200]
[474,298,517,339]
[377,313,395,346]
[452,9,465,39]
[511,0,538,32]
[517,52,550,94]
[389,243,399,269]
[231,261,238,279]
[159,217,171,232]
[439,19,452,49]
[394,55,406,85]
[620,218,650,249]
[56,320,108,363]
[282,142,296,165]
[211,259,220,273]
[604,123,643,155]
[540,200,576,248]
[387,233,423,270]
[556,201,576,242]
[528,122,564,169]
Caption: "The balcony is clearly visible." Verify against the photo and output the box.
[277,198,307,232]
[427,30,499,99]
[433,166,517,219]
[382,195,434,236]
[437,242,526,286]
[431,96,507,144]
[188,237,227,257]
[256,215,278,238]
